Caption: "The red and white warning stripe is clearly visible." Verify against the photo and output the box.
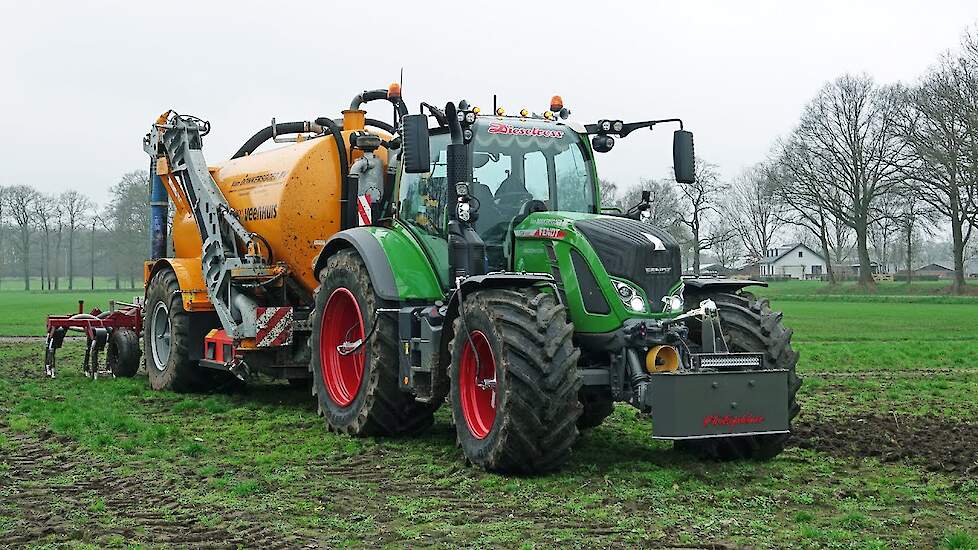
[356,195,372,226]
[255,307,294,348]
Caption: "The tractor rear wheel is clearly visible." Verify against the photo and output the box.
[107,328,141,377]
[309,249,435,436]
[449,288,582,473]
[144,268,212,392]
[676,291,801,460]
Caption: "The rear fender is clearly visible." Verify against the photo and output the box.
[144,258,213,312]
[311,227,442,302]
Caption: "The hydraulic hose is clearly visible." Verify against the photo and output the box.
[315,116,353,229]
[232,118,396,161]
[231,121,315,159]
[350,89,408,118]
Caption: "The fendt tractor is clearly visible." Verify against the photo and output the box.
[45,85,800,473]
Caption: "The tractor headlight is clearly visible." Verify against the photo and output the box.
[661,285,685,313]
[465,111,476,124]
[612,281,646,313]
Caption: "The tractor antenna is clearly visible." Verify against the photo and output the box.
[493,94,497,114]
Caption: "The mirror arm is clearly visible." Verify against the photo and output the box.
[584,118,684,138]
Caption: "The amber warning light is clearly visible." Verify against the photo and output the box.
[387,82,401,99]
[550,95,563,112]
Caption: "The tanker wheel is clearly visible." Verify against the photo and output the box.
[144,268,213,392]
[675,291,801,460]
[106,328,141,377]
[449,287,582,474]
[577,389,615,430]
[309,249,435,436]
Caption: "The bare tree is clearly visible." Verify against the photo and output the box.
[770,153,853,284]
[616,178,688,242]
[672,159,731,275]
[3,186,38,290]
[895,36,978,294]
[598,178,620,208]
[59,190,92,289]
[32,195,57,290]
[869,189,902,273]
[893,182,938,284]
[108,170,150,288]
[709,231,743,269]
[725,163,785,262]
[780,74,910,288]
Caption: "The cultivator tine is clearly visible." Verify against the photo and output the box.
[84,329,112,380]
[44,327,66,379]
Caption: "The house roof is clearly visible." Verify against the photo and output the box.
[758,243,825,264]
[915,263,953,272]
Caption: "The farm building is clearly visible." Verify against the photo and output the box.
[758,243,827,279]
[895,263,955,279]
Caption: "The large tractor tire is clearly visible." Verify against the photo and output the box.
[449,287,582,473]
[309,249,435,436]
[144,268,212,392]
[107,328,141,377]
[676,291,801,460]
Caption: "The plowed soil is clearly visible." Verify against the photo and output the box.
[791,414,978,475]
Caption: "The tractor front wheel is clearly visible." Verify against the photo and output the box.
[449,288,582,473]
[676,291,801,460]
[309,249,435,436]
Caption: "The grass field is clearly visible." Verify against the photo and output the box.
[0,277,142,292]
[1,283,977,548]
[0,291,141,337]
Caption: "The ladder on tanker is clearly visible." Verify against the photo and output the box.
[143,111,282,340]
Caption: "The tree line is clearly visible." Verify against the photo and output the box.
[0,171,149,291]
[603,27,978,293]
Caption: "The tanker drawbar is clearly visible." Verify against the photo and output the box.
[44,86,799,474]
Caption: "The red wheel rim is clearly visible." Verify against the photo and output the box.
[320,288,365,407]
[459,330,497,439]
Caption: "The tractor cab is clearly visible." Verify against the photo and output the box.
[397,116,599,276]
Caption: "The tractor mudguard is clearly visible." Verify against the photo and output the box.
[144,258,213,312]
[313,227,443,302]
[683,278,767,297]
[447,272,557,319]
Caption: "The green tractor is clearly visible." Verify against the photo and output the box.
[311,98,800,473]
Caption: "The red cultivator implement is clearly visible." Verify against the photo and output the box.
[44,299,143,380]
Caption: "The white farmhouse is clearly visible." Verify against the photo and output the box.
[758,243,827,279]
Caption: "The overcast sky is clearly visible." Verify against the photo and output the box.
[3,0,977,205]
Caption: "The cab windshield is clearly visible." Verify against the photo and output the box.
[469,119,594,254]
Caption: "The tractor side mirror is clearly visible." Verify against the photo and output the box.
[673,130,695,184]
[401,114,431,174]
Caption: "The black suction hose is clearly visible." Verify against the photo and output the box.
[350,89,408,119]
[231,121,311,159]
[315,116,353,229]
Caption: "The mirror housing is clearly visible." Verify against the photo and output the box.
[673,130,695,184]
[401,114,431,174]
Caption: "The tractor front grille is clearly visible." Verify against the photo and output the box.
[575,217,681,312]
